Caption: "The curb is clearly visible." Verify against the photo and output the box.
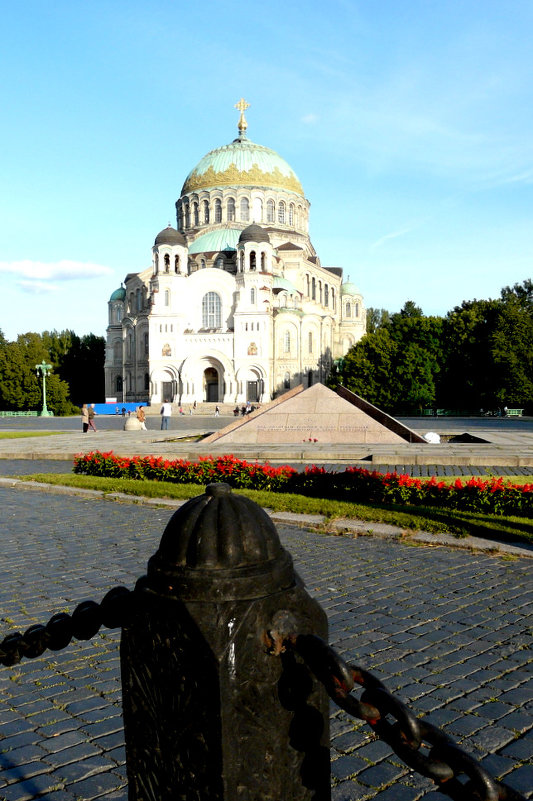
[1,477,531,559]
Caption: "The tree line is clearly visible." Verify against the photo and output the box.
[0,330,105,415]
[332,280,533,415]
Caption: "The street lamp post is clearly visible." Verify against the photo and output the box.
[35,361,53,417]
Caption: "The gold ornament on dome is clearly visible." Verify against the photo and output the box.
[183,163,304,196]
[235,97,250,136]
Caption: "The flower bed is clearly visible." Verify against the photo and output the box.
[291,466,533,516]
[73,451,296,492]
[73,452,533,517]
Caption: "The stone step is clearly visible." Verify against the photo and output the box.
[144,402,245,416]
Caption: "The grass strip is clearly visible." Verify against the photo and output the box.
[0,432,63,439]
[18,473,533,545]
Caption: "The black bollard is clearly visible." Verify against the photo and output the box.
[120,483,330,801]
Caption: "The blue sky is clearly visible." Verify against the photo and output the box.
[1,0,531,340]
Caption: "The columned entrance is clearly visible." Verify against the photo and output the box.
[204,367,219,402]
[162,381,174,402]
[246,380,259,402]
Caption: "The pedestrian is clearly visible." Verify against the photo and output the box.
[215,405,220,417]
[121,407,126,417]
[160,401,172,430]
[179,406,184,415]
[81,403,89,433]
[193,400,197,410]
[115,406,120,415]
[88,404,97,431]
[137,405,147,430]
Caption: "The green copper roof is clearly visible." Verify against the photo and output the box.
[182,138,304,197]
[273,276,300,294]
[340,281,361,296]
[109,286,126,301]
[188,227,243,254]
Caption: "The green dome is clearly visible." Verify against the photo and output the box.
[273,276,300,294]
[109,286,126,302]
[340,282,361,296]
[189,227,243,254]
[182,138,304,197]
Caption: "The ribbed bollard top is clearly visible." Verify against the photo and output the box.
[145,483,295,601]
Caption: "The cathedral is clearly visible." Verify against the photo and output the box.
[105,100,365,405]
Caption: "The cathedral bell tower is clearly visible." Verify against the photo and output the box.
[233,224,273,401]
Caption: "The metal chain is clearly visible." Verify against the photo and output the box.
[285,634,526,801]
[0,585,135,667]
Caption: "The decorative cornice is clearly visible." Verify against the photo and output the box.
[183,163,304,196]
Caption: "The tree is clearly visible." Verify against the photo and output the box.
[43,330,105,404]
[366,307,391,334]
[338,327,398,410]
[491,281,533,407]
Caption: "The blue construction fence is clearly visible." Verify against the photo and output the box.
[86,402,150,416]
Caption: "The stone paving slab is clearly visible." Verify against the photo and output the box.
[0,487,531,800]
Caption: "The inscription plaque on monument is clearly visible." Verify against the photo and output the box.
[203,384,425,446]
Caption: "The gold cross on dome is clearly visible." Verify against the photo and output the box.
[235,97,250,136]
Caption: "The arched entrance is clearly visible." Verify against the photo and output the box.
[236,365,266,403]
[204,367,219,402]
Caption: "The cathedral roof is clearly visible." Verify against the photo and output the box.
[182,138,304,197]
[277,241,303,251]
[188,226,242,254]
[238,224,270,244]
[109,286,126,302]
[341,281,361,296]
[154,225,186,247]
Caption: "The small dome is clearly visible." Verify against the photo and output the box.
[109,286,126,302]
[145,483,295,601]
[239,224,270,244]
[154,225,186,247]
[273,276,299,294]
[340,281,361,296]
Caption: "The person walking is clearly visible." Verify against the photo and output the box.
[137,405,147,430]
[215,405,220,417]
[87,404,97,431]
[81,404,89,433]
[160,401,172,430]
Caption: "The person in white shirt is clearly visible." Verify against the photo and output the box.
[160,402,172,430]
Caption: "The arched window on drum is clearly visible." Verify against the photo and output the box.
[202,292,222,328]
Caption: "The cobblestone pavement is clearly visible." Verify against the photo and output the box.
[0,487,531,801]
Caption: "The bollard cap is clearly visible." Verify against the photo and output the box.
[145,483,295,601]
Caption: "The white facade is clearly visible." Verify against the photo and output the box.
[105,113,365,405]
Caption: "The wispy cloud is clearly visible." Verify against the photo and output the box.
[370,223,423,250]
[0,260,113,282]
[301,113,319,125]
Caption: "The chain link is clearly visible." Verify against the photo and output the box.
[0,585,134,667]
[286,634,526,801]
